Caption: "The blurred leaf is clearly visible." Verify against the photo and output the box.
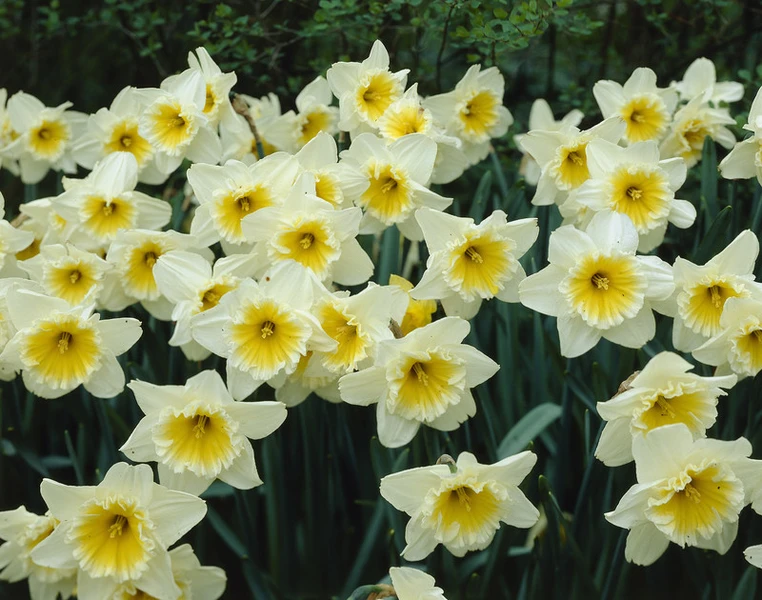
[497,403,562,458]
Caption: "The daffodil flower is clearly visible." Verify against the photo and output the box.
[185,46,237,128]
[389,566,447,600]
[596,351,736,466]
[671,57,744,105]
[411,207,538,319]
[719,86,762,184]
[0,288,141,399]
[605,424,762,566]
[339,317,498,447]
[121,370,287,496]
[380,451,539,559]
[30,463,207,600]
[389,274,437,336]
[518,211,674,358]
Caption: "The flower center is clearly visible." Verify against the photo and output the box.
[679,277,745,338]
[261,320,275,338]
[591,272,609,290]
[459,90,500,141]
[106,120,152,165]
[356,71,400,122]
[213,186,273,244]
[619,95,668,142]
[29,119,69,159]
[81,195,137,242]
[444,232,515,301]
[608,166,671,233]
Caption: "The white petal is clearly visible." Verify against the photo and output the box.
[376,402,420,448]
[624,522,670,566]
[632,424,694,483]
[558,314,601,358]
[380,465,447,513]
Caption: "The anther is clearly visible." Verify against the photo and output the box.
[299,233,315,249]
[591,273,609,290]
[412,362,428,385]
[465,247,483,263]
[108,515,127,538]
[58,332,72,353]
[193,414,209,438]
[261,320,275,338]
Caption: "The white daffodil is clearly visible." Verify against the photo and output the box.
[519,117,625,207]
[185,46,237,128]
[389,274,437,337]
[242,175,373,285]
[140,69,222,174]
[294,131,369,210]
[0,506,76,600]
[18,243,111,306]
[389,566,447,600]
[220,92,295,162]
[593,67,677,145]
[19,197,79,252]
[518,212,674,358]
[605,424,762,566]
[104,229,207,319]
[693,297,762,379]
[0,278,44,381]
[187,155,299,249]
[0,89,20,175]
[745,545,762,570]
[672,57,744,105]
[340,133,450,240]
[121,370,287,496]
[272,351,341,408]
[30,463,207,600]
[571,139,694,252]
[719,86,762,184]
[380,451,538,559]
[514,98,584,186]
[193,260,337,400]
[312,282,408,374]
[595,351,736,467]
[0,192,35,277]
[53,152,171,249]
[659,92,736,167]
[339,317,498,447]
[3,92,86,184]
[425,64,513,164]
[110,544,226,600]
[660,230,762,352]
[0,288,141,399]
[153,250,258,360]
[326,39,409,134]
[411,208,538,319]
[71,86,166,184]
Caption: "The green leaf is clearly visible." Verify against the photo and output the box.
[497,403,562,458]
[206,505,249,559]
[732,567,757,600]
[693,205,732,264]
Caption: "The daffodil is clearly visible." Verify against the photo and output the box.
[340,133,451,240]
[185,46,237,128]
[411,208,538,319]
[3,92,86,184]
[514,98,584,186]
[389,567,447,600]
[241,175,374,285]
[105,229,206,319]
[19,197,79,252]
[0,506,76,600]
[389,274,437,336]
[693,297,762,379]
[140,69,222,174]
[53,152,171,249]
[326,40,409,134]
[661,230,762,352]
[594,67,677,145]
[0,88,20,175]
[518,117,625,207]
[72,86,166,184]
[0,192,35,276]
[659,92,736,167]
[19,244,111,306]
[220,92,292,162]
[595,351,736,466]
[121,370,287,495]
[0,288,141,399]
[339,317,498,447]
[187,155,299,248]
[380,451,539,559]
[0,278,44,382]
[518,211,674,358]
[294,131,369,210]
[425,64,513,163]
[605,424,762,566]
[30,463,207,600]
[572,139,694,252]
[272,351,341,408]
[193,260,337,400]
[719,86,762,184]
[671,57,744,105]
[153,250,258,360]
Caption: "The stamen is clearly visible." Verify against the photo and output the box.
[120,135,132,148]
[203,290,219,305]
[753,330,762,342]
[654,396,676,418]
[69,270,82,284]
[38,128,51,140]
[299,233,315,249]
[683,482,701,503]
[591,273,609,290]
[58,332,72,353]
[630,111,645,123]
[708,285,723,309]
[193,414,209,438]
[463,103,473,116]
[567,151,583,165]
[102,203,113,216]
[261,320,275,338]
[412,362,428,385]
[170,116,186,128]
[626,186,642,201]
[455,487,472,511]
[380,178,397,194]
[108,515,127,538]
[465,246,483,263]
[363,88,380,102]
[237,195,251,212]
[144,252,157,268]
